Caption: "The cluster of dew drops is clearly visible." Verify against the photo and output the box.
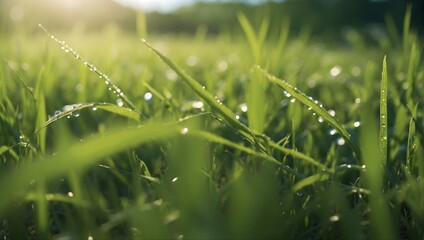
[40,25,130,118]
[281,87,362,147]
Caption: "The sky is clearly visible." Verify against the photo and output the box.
[113,0,280,12]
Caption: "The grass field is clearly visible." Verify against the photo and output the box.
[1,8,423,239]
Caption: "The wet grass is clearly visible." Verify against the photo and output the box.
[1,10,424,239]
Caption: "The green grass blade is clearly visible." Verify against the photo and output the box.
[36,102,141,133]
[361,104,396,239]
[141,39,253,141]
[39,25,145,119]
[402,4,412,53]
[406,39,417,104]
[188,129,280,165]
[255,66,361,161]
[237,12,261,63]
[406,104,418,170]
[268,141,332,173]
[292,173,329,192]
[0,121,179,214]
[35,67,47,154]
[380,56,388,165]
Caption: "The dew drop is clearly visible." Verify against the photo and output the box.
[318,117,324,123]
[361,165,366,169]
[329,129,337,135]
[239,103,248,112]
[181,128,188,135]
[329,215,340,222]
[355,98,361,104]
[235,115,240,120]
[172,177,178,182]
[54,110,62,116]
[88,236,94,240]
[192,101,204,109]
[353,121,361,128]
[330,65,342,76]
[144,92,153,101]
[67,192,74,197]
[290,98,296,103]
[328,109,336,117]
[72,111,80,118]
[116,99,124,107]
[92,106,97,111]
[336,137,346,146]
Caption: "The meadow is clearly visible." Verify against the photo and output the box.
[0,7,423,239]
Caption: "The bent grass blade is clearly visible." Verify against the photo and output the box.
[254,66,362,162]
[0,121,180,214]
[38,25,146,120]
[142,40,329,173]
[141,39,253,142]
[35,102,141,134]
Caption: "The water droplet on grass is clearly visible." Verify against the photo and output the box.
[330,65,342,76]
[116,99,124,107]
[72,111,80,118]
[192,101,203,109]
[67,192,74,197]
[144,92,153,101]
[171,177,179,182]
[328,109,336,117]
[235,115,240,120]
[329,215,340,222]
[329,129,337,135]
[318,117,324,123]
[181,128,188,135]
[354,121,361,128]
[337,137,345,146]
[290,98,296,103]
[239,103,248,112]
[92,106,97,111]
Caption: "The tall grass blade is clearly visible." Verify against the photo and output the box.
[291,173,328,192]
[37,102,141,133]
[380,56,388,165]
[238,13,268,133]
[0,121,179,214]
[402,4,412,53]
[35,67,47,154]
[361,105,396,239]
[141,39,253,142]
[38,25,145,119]
[255,66,361,161]
[406,39,417,105]
[237,13,261,63]
[406,104,418,171]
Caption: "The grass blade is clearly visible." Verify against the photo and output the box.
[380,55,388,165]
[141,39,253,142]
[39,25,146,119]
[254,66,361,161]
[0,121,179,214]
[292,173,329,192]
[237,12,261,63]
[36,102,141,133]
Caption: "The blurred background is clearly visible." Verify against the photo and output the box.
[0,0,423,39]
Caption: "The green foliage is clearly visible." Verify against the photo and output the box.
[0,7,424,240]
